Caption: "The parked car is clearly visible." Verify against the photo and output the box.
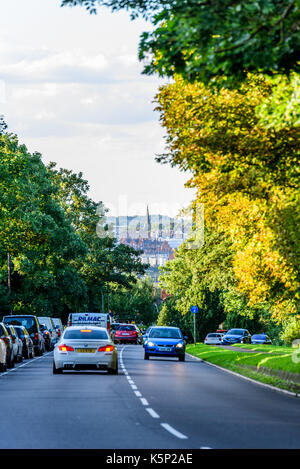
[204,333,224,345]
[39,324,53,351]
[0,336,7,372]
[38,317,58,347]
[144,326,186,361]
[14,326,35,359]
[110,323,121,340]
[222,328,251,345]
[251,333,272,345]
[5,325,23,363]
[0,323,14,368]
[2,315,45,356]
[52,318,63,338]
[113,324,142,344]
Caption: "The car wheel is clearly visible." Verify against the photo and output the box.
[53,362,63,374]
[144,352,150,360]
[108,361,118,375]
[10,353,15,368]
[1,362,7,372]
[179,354,185,362]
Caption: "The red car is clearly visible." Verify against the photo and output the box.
[114,324,142,344]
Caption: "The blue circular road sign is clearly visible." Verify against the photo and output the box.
[191,306,198,314]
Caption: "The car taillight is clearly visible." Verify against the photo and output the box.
[98,345,114,352]
[58,344,74,352]
[34,333,39,340]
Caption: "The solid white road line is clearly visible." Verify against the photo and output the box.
[0,352,52,377]
[146,408,160,419]
[161,423,188,440]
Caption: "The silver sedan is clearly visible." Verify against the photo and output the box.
[53,326,118,374]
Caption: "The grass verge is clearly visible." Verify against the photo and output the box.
[186,343,300,394]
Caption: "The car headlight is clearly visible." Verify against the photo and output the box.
[147,341,155,347]
[176,343,184,348]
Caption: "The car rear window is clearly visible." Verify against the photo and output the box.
[149,328,182,339]
[118,325,136,331]
[3,317,37,335]
[63,329,109,340]
[14,327,24,338]
[207,333,218,337]
[228,329,245,335]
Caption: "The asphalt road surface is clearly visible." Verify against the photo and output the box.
[1,345,300,449]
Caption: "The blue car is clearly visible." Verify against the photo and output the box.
[251,333,272,345]
[144,326,186,361]
[222,328,251,345]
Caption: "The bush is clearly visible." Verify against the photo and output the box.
[280,316,300,345]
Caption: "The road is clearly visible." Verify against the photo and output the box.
[0,345,300,449]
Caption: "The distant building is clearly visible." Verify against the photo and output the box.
[106,207,191,280]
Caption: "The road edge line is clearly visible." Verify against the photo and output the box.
[186,352,299,398]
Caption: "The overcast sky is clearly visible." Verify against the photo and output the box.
[0,0,196,216]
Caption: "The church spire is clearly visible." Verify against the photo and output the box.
[146,205,151,239]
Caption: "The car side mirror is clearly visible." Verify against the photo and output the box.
[184,336,188,340]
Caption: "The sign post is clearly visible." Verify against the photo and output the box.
[190,306,198,345]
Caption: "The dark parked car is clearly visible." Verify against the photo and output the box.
[2,315,45,356]
[110,323,121,340]
[0,322,14,368]
[14,325,35,359]
[222,328,251,345]
[5,325,23,363]
[39,324,52,351]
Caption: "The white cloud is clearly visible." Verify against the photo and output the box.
[0,0,194,214]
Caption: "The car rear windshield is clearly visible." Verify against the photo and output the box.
[118,325,136,331]
[207,333,219,337]
[14,327,24,338]
[3,317,36,335]
[149,328,182,339]
[63,329,109,340]
[227,329,245,335]
[252,334,266,339]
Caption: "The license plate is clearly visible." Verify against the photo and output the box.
[76,348,95,353]
[158,347,171,351]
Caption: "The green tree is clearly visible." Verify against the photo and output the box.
[62,0,300,85]
[110,277,158,325]
[156,75,300,323]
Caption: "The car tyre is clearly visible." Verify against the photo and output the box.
[53,361,63,374]
[179,354,185,362]
[144,352,150,360]
[108,361,118,375]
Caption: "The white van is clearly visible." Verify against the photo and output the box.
[67,312,111,332]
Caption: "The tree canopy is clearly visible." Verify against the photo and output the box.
[62,0,300,85]
[0,128,147,321]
